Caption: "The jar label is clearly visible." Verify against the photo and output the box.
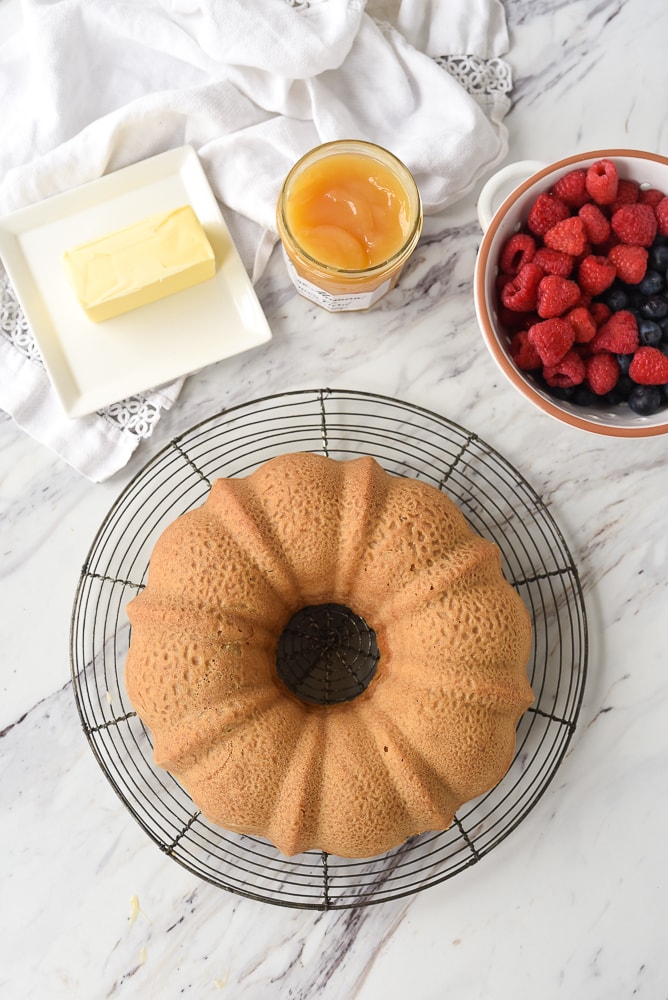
[283,255,393,312]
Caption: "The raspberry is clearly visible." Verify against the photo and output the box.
[499,233,537,275]
[532,247,574,277]
[589,301,612,327]
[509,330,542,370]
[498,305,537,334]
[628,346,668,385]
[577,254,616,295]
[655,197,668,237]
[536,274,580,318]
[543,216,587,256]
[527,192,570,237]
[607,243,648,284]
[566,305,597,343]
[578,203,611,245]
[585,159,619,206]
[639,188,665,208]
[591,310,639,354]
[552,170,590,208]
[500,262,544,312]
[610,179,640,211]
[527,318,575,366]
[496,271,512,292]
[573,242,593,268]
[585,352,620,395]
[495,167,668,423]
[611,203,658,247]
[543,348,586,388]
[593,235,621,257]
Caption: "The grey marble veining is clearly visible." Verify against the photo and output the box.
[3,0,668,997]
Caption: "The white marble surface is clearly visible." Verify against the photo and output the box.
[2,0,668,997]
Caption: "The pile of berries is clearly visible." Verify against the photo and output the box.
[496,158,668,416]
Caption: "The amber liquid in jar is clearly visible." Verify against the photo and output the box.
[277,140,422,311]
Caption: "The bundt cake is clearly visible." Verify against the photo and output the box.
[125,452,533,858]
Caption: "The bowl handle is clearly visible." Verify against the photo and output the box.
[477,160,548,232]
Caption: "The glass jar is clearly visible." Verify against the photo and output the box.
[276,140,423,312]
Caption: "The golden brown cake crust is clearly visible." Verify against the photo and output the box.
[125,452,533,858]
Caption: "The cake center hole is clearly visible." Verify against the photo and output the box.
[276,604,379,706]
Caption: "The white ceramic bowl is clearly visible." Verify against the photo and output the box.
[474,148,668,438]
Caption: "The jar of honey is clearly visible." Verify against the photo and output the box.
[276,140,423,311]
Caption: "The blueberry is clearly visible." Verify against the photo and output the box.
[639,319,663,347]
[616,374,635,399]
[547,384,575,402]
[616,353,634,375]
[660,315,668,335]
[603,285,630,311]
[638,269,665,296]
[604,387,626,406]
[649,243,668,271]
[573,385,597,407]
[639,295,668,320]
[628,384,663,415]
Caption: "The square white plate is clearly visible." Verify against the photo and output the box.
[0,146,272,418]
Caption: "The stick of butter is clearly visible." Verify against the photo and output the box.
[63,205,216,322]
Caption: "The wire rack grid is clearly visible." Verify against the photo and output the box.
[70,387,588,910]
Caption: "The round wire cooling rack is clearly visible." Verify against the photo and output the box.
[70,387,588,910]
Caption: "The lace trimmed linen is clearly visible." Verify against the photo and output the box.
[1,270,40,365]
[436,53,512,103]
[0,43,512,448]
[0,0,513,480]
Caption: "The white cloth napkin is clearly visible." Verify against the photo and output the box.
[0,0,513,481]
